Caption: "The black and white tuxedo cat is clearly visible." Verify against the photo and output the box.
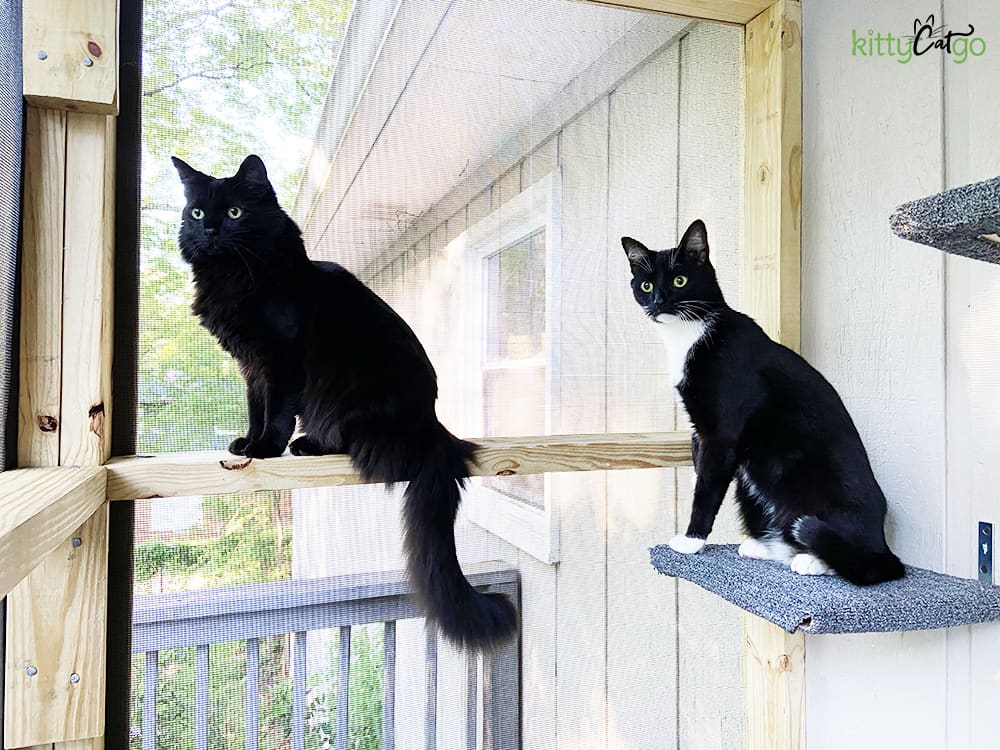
[623,220,904,585]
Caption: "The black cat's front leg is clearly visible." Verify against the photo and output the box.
[670,437,737,554]
[242,367,302,458]
[229,378,265,456]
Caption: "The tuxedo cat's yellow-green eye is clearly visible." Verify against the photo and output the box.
[190,207,204,220]
[227,206,243,219]
[673,275,688,288]
[640,281,654,293]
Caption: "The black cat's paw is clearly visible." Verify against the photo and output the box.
[242,439,287,458]
[289,436,321,456]
[228,437,250,456]
[289,435,341,456]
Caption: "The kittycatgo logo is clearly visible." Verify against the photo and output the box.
[852,14,987,63]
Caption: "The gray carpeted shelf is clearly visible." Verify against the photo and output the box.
[889,175,1000,264]
[650,544,1000,635]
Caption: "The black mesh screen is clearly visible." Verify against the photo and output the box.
[0,0,22,471]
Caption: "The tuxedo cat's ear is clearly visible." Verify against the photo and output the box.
[171,156,208,184]
[679,220,709,265]
[622,237,653,274]
[236,154,270,187]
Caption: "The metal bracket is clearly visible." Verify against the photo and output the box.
[979,522,993,585]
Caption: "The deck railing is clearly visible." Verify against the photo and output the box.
[132,564,520,750]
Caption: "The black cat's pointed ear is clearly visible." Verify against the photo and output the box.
[622,237,653,274]
[171,156,207,184]
[679,220,709,265]
[236,154,270,187]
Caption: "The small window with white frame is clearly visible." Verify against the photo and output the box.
[460,171,561,564]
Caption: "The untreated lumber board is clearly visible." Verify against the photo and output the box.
[22,0,119,114]
[575,0,772,25]
[18,107,66,468]
[60,113,115,468]
[7,109,116,747]
[0,467,106,601]
[741,3,805,750]
[742,0,802,354]
[4,505,110,749]
[105,432,694,501]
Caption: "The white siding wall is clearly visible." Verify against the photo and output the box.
[802,1,1000,748]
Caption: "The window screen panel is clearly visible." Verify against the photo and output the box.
[0,0,22,471]
[133,2,745,748]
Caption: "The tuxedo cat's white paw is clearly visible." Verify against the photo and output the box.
[790,553,834,576]
[668,535,706,554]
[738,538,770,559]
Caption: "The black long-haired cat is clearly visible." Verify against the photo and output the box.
[622,220,904,585]
[171,154,517,649]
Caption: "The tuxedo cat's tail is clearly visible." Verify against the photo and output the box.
[794,516,905,586]
[400,430,519,651]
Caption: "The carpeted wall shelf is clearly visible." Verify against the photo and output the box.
[650,544,1000,635]
[889,175,1000,265]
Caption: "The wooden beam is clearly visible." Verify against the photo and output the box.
[105,432,694,501]
[7,109,116,747]
[742,0,803,353]
[60,113,116,467]
[0,467,106,601]
[18,107,66,468]
[741,3,804,750]
[575,0,772,25]
[4,505,109,749]
[22,0,119,114]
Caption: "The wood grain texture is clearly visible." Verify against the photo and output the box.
[60,113,115,468]
[22,0,119,114]
[0,467,106,600]
[742,0,802,353]
[105,432,694,501]
[4,505,109,748]
[742,4,805,750]
[18,107,66,468]
[742,610,805,750]
[574,0,772,25]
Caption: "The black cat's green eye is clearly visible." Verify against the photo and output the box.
[673,275,688,288]
[190,207,204,220]
[640,281,654,293]
[227,206,243,219]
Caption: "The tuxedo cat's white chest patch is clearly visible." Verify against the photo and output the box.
[654,314,707,386]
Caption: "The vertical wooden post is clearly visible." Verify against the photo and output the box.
[742,2,804,750]
[6,3,118,748]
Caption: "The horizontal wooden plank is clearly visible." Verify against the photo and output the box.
[0,466,106,600]
[105,432,694,501]
[573,0,772,25]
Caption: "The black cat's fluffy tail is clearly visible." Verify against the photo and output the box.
[399,430,518,651]
[794,516,905,586]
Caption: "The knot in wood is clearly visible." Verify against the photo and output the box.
[757,164,770,184]
[38,415,58,432]
[220,457,253,471]
[87,41,103,58]
[777,654,791,672]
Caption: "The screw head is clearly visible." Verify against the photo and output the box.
[37,50,47,60]
[69,673,81,684]
[26,666,38,676]
[71,537,82,548]
[82,57,94,67]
